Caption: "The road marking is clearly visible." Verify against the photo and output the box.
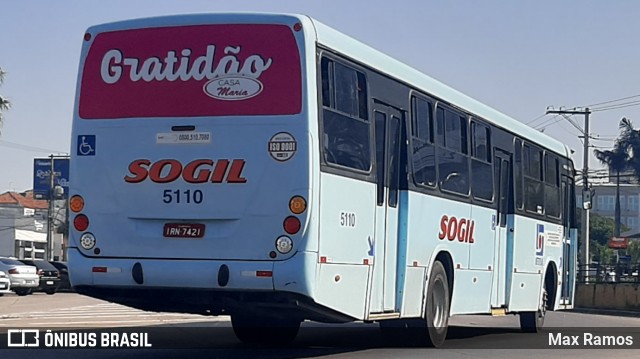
[0,302,228,327]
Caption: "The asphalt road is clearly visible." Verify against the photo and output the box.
[1,292,639,358]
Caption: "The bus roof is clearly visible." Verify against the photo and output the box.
[84,12,569,158]
[306,16,570,158]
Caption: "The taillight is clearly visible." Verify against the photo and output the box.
[74,214,89,231]
[283,216,301,235]
[37,269,44,276]
[8,269,18,275]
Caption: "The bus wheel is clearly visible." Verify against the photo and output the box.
[424,261,450,347]
[519,286,547,333]
[231,314,300,345]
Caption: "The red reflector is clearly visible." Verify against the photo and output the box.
[320,256,327,263]
[74,214,89,231]
[256,271,272,277]
[363,259,369,265]
[413,261,418,267]
[92,267,107,273]
[283,216,301,234]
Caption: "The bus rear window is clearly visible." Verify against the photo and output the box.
[79,24,302,119]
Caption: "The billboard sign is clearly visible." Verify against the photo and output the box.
[608,236,629,249]
[33,158,70,199]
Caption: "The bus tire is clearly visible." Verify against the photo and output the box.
[519,285,547,333]
[231,313,300,345]
[424,260,450,347]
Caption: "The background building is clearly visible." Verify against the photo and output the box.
[0,190,65,260]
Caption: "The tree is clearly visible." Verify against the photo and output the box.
[627,240,640,264]
[575,212,627,264]
[0,67,10,132]
[617,118,640,181]
[593,138,628,236]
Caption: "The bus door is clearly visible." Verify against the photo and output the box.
[560,175,576,307]
[491,149,513,308]
[370,103,403,313]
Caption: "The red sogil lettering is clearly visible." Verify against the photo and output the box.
[124,158,247,184]
[438,215,475,244]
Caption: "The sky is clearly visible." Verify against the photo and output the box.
[1,0,639,193]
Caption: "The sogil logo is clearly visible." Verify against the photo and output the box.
[100,45,272,101]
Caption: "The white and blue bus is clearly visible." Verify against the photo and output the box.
[68,13,577,347]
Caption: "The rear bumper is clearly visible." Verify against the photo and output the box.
[38,277,60,291]
[68,249,350,322]
[9,277,39,289]
[0,279,10,293]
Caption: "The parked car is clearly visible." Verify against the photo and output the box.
[0,257,38,295]
[20,259,60,295]
[50,261,72,292]
[0,270,11,295]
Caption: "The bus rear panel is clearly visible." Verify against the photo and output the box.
[68,14,324,317]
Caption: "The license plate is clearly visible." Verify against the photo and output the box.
[163,223,205,239]
[46,281,54,285]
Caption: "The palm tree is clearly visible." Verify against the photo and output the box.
[594,119,632,237]
[0,67,11,133]
[618,117,640,180]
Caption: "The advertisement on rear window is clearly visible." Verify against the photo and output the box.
[79,24,302,119]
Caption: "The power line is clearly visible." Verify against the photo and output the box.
[591,100,640,112]
[0,139,66,154]
[588,94,640,107]
[526,113,548,126]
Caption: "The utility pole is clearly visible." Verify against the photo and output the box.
[546,107,591,281]
[46,154,55,261]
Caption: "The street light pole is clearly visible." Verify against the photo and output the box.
[46,154,55,261]
[546,107,591,280]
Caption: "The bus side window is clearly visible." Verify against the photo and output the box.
[320,57,371,171]
[470,120,493,201]
[410,96,436,187]
[544,153,561,218]
[523,143,544,214]
[436,106,469,195]
[514,139,524,209]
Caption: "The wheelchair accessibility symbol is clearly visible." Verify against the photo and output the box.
[77,135,96,156]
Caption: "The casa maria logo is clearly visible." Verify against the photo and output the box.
[100,44,273,101]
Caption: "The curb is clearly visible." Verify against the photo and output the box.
[570,307,640,318]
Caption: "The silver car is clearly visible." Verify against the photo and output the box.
[0,257,38,296]
[0,270,10,295]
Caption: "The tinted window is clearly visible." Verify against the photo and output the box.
[472,121,491,162]
[514,139,524,209]
[410,96,436,187]
[321,58,371,171]
[523,144,544,214]
[471,120,493,201]
[436,107,467,154]
[545,153,561,218]
[436,105,469,195]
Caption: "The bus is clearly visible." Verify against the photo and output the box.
[68,13,577,347]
